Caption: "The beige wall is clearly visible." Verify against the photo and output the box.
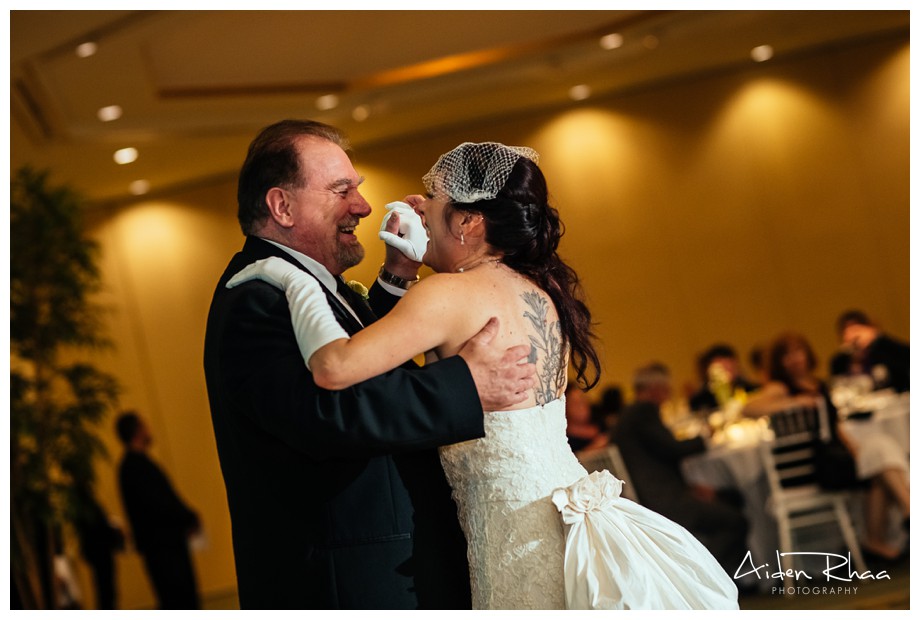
[77,35,907,608]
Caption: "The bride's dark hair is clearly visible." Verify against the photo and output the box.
[448,157,601,390]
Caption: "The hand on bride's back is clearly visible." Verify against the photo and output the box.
[459,317,536,411]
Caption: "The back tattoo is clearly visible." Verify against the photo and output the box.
[521,291,567,405]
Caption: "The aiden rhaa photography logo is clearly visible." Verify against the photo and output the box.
[734,550,891,596]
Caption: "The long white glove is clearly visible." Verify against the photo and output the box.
[378,201,428,262]
[226,257,349,368]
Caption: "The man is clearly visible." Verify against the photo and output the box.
[611,363,748,575]
[73,483,125,609]
[203,120,535,609]
[829,309,910,392]
[116,412,201,609]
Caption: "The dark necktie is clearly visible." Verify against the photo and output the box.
[335,276,377,327]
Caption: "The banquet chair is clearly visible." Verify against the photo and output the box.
[760,402,867,592]
[576,444,640,503]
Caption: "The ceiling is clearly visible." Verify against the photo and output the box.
[10,9,909,206]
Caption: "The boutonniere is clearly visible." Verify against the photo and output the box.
[347,280,369,301]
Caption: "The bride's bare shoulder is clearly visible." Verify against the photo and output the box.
[394,271,471,311]
[397,270,509,317]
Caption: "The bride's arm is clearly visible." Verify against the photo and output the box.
[311,276,467,389]
[741,381,818,417]
[228,257,470,390]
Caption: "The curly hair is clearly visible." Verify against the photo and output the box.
[448,157,601,389]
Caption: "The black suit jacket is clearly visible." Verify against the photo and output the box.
[611,401,706,514]
[204,237,484,609]
[118,451,198,555]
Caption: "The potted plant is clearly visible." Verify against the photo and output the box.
[10,167,121,609]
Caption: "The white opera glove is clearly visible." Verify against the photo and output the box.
[226,257,349,368]
[378,201,428,262]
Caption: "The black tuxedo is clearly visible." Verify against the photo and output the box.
[204,237,484,609]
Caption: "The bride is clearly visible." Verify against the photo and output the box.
[229,142,738,610]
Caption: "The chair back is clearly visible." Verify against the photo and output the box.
[758,397,869,588]
[761,400,830,491]
[576,444,640,503]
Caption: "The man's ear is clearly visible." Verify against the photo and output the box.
[265,187,295,228]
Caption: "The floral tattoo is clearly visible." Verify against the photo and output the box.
[522,291,566,405]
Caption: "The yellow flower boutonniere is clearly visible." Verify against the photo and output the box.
[347,280,369,301]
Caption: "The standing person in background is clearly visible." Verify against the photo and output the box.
[116,412,201,609]
[73,483,125,609]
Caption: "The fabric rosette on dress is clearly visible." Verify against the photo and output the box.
[552,470,739,610]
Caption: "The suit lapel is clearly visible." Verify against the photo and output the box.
[239,237,366,335]
[336,277,378,328]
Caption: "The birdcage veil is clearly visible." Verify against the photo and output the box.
[422,142,540,204]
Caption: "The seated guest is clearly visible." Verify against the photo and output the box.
[748,344,769,386]
[744,331,910,561]
[565,383,608,453]
[613,363,748,575]
[591,384,624,435]
[829,310,910,393]
[688,344,760,413]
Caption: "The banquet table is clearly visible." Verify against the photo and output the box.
[839,390,910,456]
[680,425,775,591]
[680,392,909,591]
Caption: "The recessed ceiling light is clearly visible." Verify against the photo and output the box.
[113,148,138,165]
[75,42,98,58]
[315,94,339,111]
[569,84,591,101]
[642,35,659,50]
[129,180,150,195]
[751,45,774,62]
[352,105,370,122]
[600,33,623,50]
[97,105,123,122]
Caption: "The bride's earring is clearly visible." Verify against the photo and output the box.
[460,231,465,245]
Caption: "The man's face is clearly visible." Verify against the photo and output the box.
[283,137,372,275]
[648,382,672,406]
[136,420,153,449]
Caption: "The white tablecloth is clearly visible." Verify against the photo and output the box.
[681,393,909,591]
[840,391,910,457]
[681,442,774,591]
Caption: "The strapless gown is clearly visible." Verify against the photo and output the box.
[438,396,739,610]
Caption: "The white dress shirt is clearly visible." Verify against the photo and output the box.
[260,238,409,325]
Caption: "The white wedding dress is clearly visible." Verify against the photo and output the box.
[439,397,739,610]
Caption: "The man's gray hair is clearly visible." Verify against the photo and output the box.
[632,362,671,394]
